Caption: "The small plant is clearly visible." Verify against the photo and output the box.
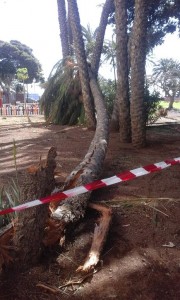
[99,77,116,116]
[6,140,21,209]
[5,178,20,208]
[0,140,21,229]
[144,86,161,125]
[12,139,20,197]
[0,187,13,227]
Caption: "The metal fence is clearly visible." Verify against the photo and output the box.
[0,104,41,116]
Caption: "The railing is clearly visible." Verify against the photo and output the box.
[0,104,42,116]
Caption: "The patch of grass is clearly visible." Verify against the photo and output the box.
[160,100,180,109]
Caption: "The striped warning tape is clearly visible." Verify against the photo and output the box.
[0,157,179,216]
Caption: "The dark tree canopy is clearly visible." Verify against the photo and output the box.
[109,0,180,53]
[0,40,44,84]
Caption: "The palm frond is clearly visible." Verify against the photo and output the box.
[40,58,83,125]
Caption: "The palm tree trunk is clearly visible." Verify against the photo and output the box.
[115,0,131,142]
[67,0,96,129]
[130,0,148,147]
[168,95,175,110]
[52,71,109,221]
[90,0,114,77]
[57,0,70,58]
[110,98,119,131]
[67,3,74,56]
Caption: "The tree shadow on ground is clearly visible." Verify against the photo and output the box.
[0,118,179,300]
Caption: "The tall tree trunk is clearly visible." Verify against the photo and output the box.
[130,0,148,148]
[115,0,131,142]
[57,0,70,58]
[168,95,175,110]
[90,0,114,77]
[67,3,74,56]
[110,98,119,132]
[67,0,96,129]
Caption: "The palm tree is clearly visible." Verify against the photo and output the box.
[114,0,131,142]
[41,21,113,127]
[41,58,83,125]
[81,24,98,61]
[103,36,117,84]
[151,58,180,110]
[130,0,148,147]
[67,0,96,129]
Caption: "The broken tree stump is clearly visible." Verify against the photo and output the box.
[13,147,57,269]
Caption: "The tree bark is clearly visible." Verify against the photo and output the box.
[115,0,131,142]
[57,0,70,58]
[13,147,57,269]
[52,70,109,223]
[110,97,119,132]
[130,0,148,148]
[67,3,74,56]
[67,0,96,129]
[90,0,114,77]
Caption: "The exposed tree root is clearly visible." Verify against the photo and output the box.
[77,203,112,272]
[59,269,98,289]
[36,282,60,294]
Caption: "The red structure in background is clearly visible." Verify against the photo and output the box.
[0,104,41,116]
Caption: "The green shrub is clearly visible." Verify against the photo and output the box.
[144,87,161,124]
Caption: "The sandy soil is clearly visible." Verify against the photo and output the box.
[0,110,180,300]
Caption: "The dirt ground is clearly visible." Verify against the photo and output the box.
[0,110,180,300]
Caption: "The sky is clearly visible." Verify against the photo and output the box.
[0,0,180,83]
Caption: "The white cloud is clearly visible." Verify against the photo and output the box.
[153,31,180,62]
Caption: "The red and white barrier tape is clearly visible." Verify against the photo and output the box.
[0,157,179,216]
